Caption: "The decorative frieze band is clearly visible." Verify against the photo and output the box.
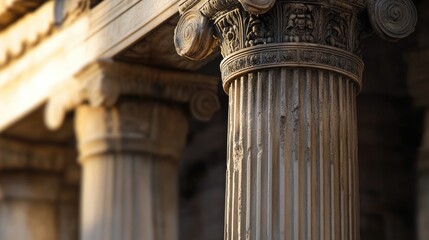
[220,43,364,91]
[45,60,220,130]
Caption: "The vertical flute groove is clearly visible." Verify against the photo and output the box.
[225,67,359,240]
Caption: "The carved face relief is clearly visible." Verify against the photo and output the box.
[245,16,274,47]
[284,4,315,43]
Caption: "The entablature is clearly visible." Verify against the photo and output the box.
[0,0,186,132]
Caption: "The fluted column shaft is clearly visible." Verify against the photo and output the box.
[75,99,188,240]
[210,2,366,239]
[225,66,359,239]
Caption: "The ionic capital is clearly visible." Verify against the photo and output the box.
[74,99,190,161]
[175,0,417,76]
[45,60,220,130]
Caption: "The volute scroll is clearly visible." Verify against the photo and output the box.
[189,90,221,121]
[174,10,218,60]
[368,0,417,41]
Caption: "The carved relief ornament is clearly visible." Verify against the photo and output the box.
[175,0,417,90]
[44,60,220,130]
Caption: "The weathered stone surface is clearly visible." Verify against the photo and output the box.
[175,0,417,239]
[67,61,219,240]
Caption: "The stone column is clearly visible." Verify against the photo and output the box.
[0,138,72,240]
[45,60,220,240]
[407,1,429,237]
[175,0,417,239]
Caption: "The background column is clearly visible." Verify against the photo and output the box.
[75,99,188,240]
[45,60,220,240]
[0,138,72,240]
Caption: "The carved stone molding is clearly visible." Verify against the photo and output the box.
[0,0,46,29]
[176,0,417,62]
[45,60,220,130]
[175,0,373,93]
[75,100,189,161]
[174,10,218,60]
[368,0,417,41]
[0,0,89,70]
[220,43,364,91]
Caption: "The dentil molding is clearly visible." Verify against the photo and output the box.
[0,0,89,70]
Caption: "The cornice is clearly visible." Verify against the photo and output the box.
[0,0,47,30]
[0,1,55,69]
[0,0,89,70]
[45,60,220,130]
[0,0,181,132]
